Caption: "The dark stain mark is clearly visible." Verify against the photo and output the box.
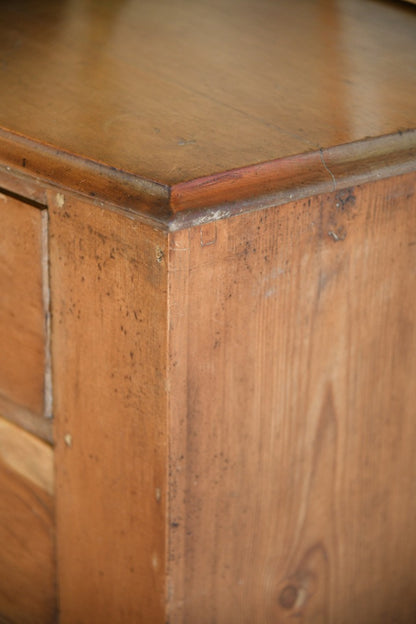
[335,187,356,211]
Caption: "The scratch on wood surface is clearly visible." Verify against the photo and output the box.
[177,137,197,146]
[328,228,347,242]
[200,223,217,247]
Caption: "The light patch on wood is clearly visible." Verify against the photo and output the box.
[56,193,65,208]
[156,245,165,263]
[152,552,160,571]
[0,415,54,495]
[200,222,217,247]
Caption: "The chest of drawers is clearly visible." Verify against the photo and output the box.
[1,1,416,622]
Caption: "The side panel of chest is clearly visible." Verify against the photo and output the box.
[167,172,416,623]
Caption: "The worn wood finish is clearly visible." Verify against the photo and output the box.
[169,132,416,216]
[0,0,415,209]
[49,193,168,623]
[167,172,416,623]
[0,192,47,417]
[0,415,55,623]
[0,0,415,620]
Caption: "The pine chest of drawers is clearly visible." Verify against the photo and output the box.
[1,0,416,622]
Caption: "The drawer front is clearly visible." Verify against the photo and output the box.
[0,416,55,623]
[0,192,47,418]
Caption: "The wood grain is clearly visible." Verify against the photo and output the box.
[0,415,55,623]
[0,416,53,495]
[0,393,53,443]
[49,192,168,623]
[0,0,414,202]
[167,172,416,623]
[169,132,416,216]
[0,192,46,417]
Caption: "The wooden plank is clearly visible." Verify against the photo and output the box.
[0,192,46,417]
[167,172,416,622]
[49,192,168,623]
[0,415,55,623]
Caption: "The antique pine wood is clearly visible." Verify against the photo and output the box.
[0,416,55,623]
[0,193,49,427]
[167,173,416,623]
[0,0,415,209]
[48,194,168,623]
[0,0,415,622]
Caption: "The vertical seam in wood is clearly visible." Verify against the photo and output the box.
[43,198,59,623]
[166,229,190,623]
[166,231,173,621]
[41,208,53,420]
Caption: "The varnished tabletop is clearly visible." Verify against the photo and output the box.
[0,0,415,219]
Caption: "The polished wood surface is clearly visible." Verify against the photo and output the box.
[167,172,416,622]
[0,1,415,621]
[0,0,415,214]
[49,193,167,623]
[0,416,55,623]
[0,193,47,418]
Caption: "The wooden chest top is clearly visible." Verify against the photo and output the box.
[0,0,415,219]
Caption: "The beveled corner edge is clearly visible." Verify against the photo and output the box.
[0,126,171,222]
[168,129,416,229]
[0,125,415,232]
